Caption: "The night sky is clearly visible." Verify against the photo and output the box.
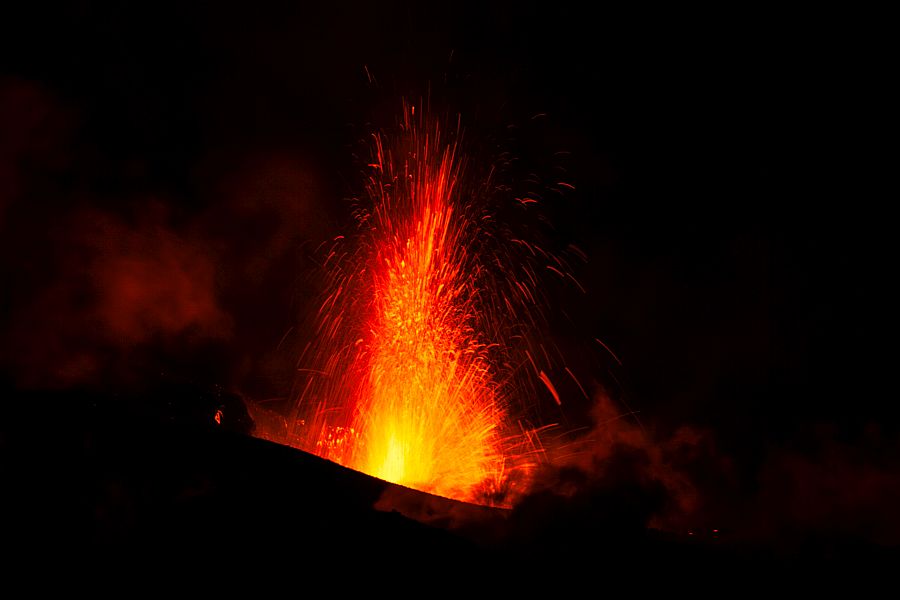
[1,1,895,560]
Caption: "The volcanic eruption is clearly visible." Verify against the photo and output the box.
[251,103,569,505]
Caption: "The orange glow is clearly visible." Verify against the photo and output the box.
[354,125,506,499]
[279,104,552,505]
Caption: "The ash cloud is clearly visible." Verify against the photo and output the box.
[510,393,726,541]
[0,79,326,391]
[80,208,229,344]
[508,391,900,551]
[3,206,230,387]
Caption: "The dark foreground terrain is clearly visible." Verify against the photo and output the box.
[2,384,896,588]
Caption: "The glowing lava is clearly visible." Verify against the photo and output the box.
[285,104,547,504]
[355,124,506,499]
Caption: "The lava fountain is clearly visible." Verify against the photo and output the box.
[280,103,556,505]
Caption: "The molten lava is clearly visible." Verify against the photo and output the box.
[283,104,550,505]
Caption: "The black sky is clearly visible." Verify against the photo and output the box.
[1,1,893,543]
